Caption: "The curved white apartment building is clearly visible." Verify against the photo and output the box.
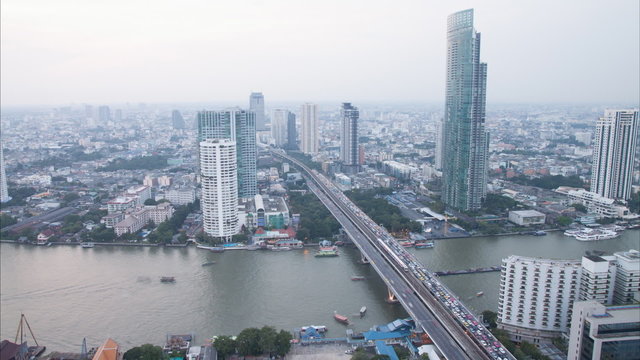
[200,139,238,240]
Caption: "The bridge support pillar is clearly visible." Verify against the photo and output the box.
[385,288,399,304]
[359,253,370,264]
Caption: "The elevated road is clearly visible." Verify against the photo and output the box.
[277,151,514,360]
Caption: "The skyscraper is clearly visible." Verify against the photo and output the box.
[98,105,111,125]
[590,109,639,201]
[200,139,239,240]
[434,118,444,170]
[340,102,359,173]
[442,9,489,211]
[300,103,319,154]
[271,109,289,148]
[1,143,11,203]
[172,110,185,129]
[249,92,266,131]
[197,109,257,198]
[286,112,297,150]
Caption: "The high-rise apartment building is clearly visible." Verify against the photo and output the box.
[300,103,319,154]
[271,109,290,148]
[442,9,489,211]
[340,103,359,173]
[579,255,617,305]
[567,301,640,360]
[98,105,111,124]
[197,109,257,198]
[590,109,639,201]
[1,144,10,203]
[200,139,239,240]
[249,92,266,131]
[498,255,581,343]
[172,110,185,129]
[286,112,297,150]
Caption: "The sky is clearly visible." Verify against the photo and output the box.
[1,0,639,106]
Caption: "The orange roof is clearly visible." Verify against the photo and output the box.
[92,338,120,360]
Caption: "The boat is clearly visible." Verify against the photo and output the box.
[359,306,367,317]
[46,242,53,247]
[573,228,619,241]
[415,241,434,249]
[271,246,291,251]
[315,248,338,257]
[398,240,414,248]
[196,245,225,253]
[81,242,95,248]
[351,275,366,281]
[201,262,215,266]
[533,231,547,236]
[563,228,583,236]
[476,291,484,297]
[160,276,175,283]
[333,311,349,325]
[334,241,345,246]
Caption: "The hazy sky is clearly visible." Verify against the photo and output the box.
[1,0,638,106]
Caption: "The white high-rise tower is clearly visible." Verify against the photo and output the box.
[271,109,290,147]
[1,143,10,203]
[200,139,239,240]
[300,103,318,155]
[591,109,639,201]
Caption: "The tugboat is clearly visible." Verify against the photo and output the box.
[415,241,434,249]
[81,242,95,248]
[351,275,366,281]
[359,306,367,317]
[333,311,349,325]
[160,276,176,283]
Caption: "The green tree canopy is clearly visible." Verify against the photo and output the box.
[213,336,237,360]
[123,344,166,360]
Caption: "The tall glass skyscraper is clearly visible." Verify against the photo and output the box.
[197,109,257,199]
[300,103,319,154]
[340,102,360,173]
[442,9,489,211]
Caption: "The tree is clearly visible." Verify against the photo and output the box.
[123,344,166,360]
[236,327,262,356]
[420,354,431,360]
[63,192,80,202]
[351,349,369,360]
[0,214,17,229]
[570,203,587,213]
[274,330,292,356]
[213,336,237,360]
[259,326,277,357]
[482,310,498,328]
[144,198,158,206]
[393,345,410,359]
[555,216,573,227]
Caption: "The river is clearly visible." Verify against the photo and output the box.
[1,230,638,351]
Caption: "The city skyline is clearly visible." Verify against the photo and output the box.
[1,1,638,106]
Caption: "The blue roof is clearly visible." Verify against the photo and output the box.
[375,341,399,360]
[363,331,408,341]
[378,319,413,333]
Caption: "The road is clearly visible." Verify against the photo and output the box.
[276,151,514,360]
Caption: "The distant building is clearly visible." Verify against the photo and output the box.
[590,109,639,201]
[0,144,10,203]
[286,111,297,150]
[301,103,319,154]
[172,110,185,129]
[382,161,418,180]
[271,109,290,147]
[567,189,631,218]
[508,210,546,226]
[567,301,640,360]
[125,185,152,206]
[340,102,359,173]
[434,118,444,170]
[98,105,111,124]
[157,176,172,187]
[498,255,582,344]
[113,203,174,236]
[156,188,196,205]
[442,9,489,211]
[102,213,125,228]
[578,250,640,306]
[107,197,137,214]
[249,92,266,130]
[197,109,257,198]
[200,139,239,240]
[143,175,157,187]
[238,194,290,230]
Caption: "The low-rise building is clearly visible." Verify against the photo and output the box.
[508,210,546,226]
[102,213,125,228]
[107,197,136,214]
[156,188,196,205]
[567,189,631,219]
[239,195,290,231]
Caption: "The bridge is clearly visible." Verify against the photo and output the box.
[276,151,514,360]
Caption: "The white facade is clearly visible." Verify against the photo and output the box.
[591,109,639,201]
[567,189,631,218]
[271,109,289,147]
[107,197,136,213]
[200,139,239,240]
[567,301,640,360]
[157,188,196,205]
[508,210,546,226]
[613,249,640,304]
[498,255,582,343]
[300,103,319,154]
[579,255,617,305]
[340,103,359,168]
[0,144,10,203]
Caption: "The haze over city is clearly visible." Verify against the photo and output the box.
[1,0,639,106]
